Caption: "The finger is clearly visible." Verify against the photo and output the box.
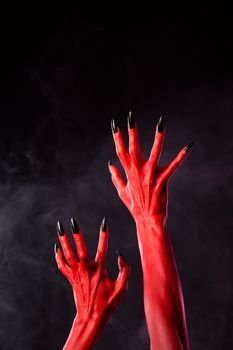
[108,161,126,193]
[111,119,130,169]
[127,111,140,157]
[95,217,108,264]
[70,218,89,262]
[148,116,165,166]
[54,243,72,280]
[57,221,77,268]
[160,142,194,182]
[115,250,131,292]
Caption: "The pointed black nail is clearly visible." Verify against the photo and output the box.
[54,243,58,255]
[111,119,118,133]
[115,250,126,261]
[108,160,112,167]
[185,142,194,153]
[157,116,164,133]
[57,221,65,236]
[127,111,135,129]
[101,217,107,232]
[71,218,79,234]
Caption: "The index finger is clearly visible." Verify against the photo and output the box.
[95,217,109,265]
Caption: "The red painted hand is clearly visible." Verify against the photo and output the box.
[109,113,193,222]
[55,218,130,350]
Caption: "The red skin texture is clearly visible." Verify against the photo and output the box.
[55,222,130,350]
[109,119,191,350]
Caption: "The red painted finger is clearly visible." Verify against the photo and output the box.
[57,222,77,268]
[111,119,130,169]
[148,117,165,166]
[55,244,72,280]
[160,142,194,182]
[115,252,131,292]
[70,218,89,262]
[108,161,126,193]
[128,112,140,156]
[95,217,109,264]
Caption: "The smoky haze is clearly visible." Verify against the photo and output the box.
[0,13,232,350]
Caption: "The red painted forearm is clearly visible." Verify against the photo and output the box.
[135,215,190,350]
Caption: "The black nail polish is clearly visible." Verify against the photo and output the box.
[57,221,65,236]
[128,111,135,129]
[71,218,79,234]
[54,243,58,255]
[115,250,126,261]
[157,116,164,133]
[108,160,112,167]
[111,119,118,133]
[101,217,107,232]
[185,142,194,153]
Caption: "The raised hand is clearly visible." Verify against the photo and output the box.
[55,218,130,350]
[109,114,191,350]
[109,113,193,222]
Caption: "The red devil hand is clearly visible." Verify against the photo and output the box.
[109,114,192,350]
[109,113,193,223]
[55,218,130,350]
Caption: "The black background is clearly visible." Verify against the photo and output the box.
[0,9,232,350]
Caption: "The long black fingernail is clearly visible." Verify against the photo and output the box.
[57,221,65,236]
[157,116,164,133]
[101,217,107,232]
[71,218,79,234]
[115,250,126,261]
[185,142,194,153]
[54,243,58,255]
[127,111,135,129]
[111,119,118,133]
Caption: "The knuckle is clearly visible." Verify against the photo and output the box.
[130,152,138,162]
[97,250,105,259]
[58,264,66,274]
[118,190,128,204]
[118,187,125,196]
[116,148,123,157]
[129,145,138,153]
[129,150,136,158]
[57,262,62,270]
[79,252,87,260]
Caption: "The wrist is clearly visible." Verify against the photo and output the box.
[135,213,166,230]
[134,213,169,261]
[63,312,107,350]
[75,310,107,332]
